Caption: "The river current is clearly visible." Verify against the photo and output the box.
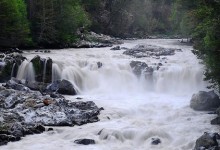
[2,39,219,150]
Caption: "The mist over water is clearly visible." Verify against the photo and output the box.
[3,39,219,150]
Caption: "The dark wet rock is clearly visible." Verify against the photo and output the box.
[194,133,220,150]
[123,44,176,58]
[0,134,20,146]
[4,93,23,109]
[0,123,46,146]
[0,53,26,82]
[121,47,129,50]
[97,62,103,68]
[211,117,220,125]
[5,79,30,92]
[48,128,53,131]
[151,138,161,145]
[34,125,46,132]
[46,80,61,92]
[190,91,220,111]
[57,79,77,95]
[74,139,95,145]
[130,61,154,77]
[30,55,53,83]
[110,46,121,50]
[49,93,64,99]
[215,107,220,118]
[26,81,48,92]
[0,65,102,145]
[9,122,24,137]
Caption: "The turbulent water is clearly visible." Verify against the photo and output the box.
[2,39,219,150]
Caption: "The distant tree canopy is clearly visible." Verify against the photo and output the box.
[83,0,173,38]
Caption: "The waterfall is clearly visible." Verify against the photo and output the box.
[16,60,35,82]
[43,59,47,83]
[10,63,16,78]
[52,63,61,82]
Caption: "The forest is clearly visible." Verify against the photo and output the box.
[0,0,220,91]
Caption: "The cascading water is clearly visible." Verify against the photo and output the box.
[42,58,48,83]
[52,63,61,82]
[3,39,219,150]
[16,60,35,82]
[10,63,16,78]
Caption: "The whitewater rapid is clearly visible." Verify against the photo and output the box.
[2,39,219,150]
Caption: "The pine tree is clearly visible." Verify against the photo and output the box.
[0,0,31,48]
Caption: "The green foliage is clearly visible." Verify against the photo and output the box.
[57,0,91,43]
[29,0,91,47]
[173,0,220,91]
[0,0,31,48]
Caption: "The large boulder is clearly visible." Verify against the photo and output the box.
[190,91,220,111]
[74,139,95,145]
[194,132,220,150]
[57,80,77,95]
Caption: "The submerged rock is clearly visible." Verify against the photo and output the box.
[110,46,121,50]
[130,61,154,77]
[190,91,220,111]
[74,139,95,145]
[151,138,161,145]
[97,62,103,68]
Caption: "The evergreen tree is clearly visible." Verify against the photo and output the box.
[172,0,220,91]
[0,0,31,48]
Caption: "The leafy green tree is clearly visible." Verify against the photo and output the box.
[28,0,90,47]
[57,0,91,44]
[0,0,31,48]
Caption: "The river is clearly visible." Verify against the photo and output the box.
[2,39,219,150]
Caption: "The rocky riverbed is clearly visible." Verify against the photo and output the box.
[0,78,103,145]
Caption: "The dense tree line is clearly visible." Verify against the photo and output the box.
[0,0,90,48]
[0,0,174,48]
[172,0,220,91]
[83,0,173,37]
